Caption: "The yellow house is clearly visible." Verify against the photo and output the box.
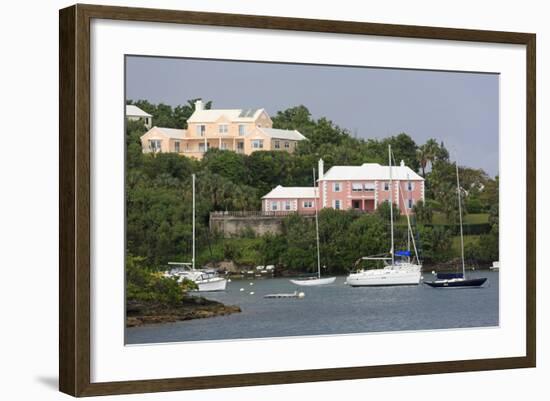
[140,100,306,159]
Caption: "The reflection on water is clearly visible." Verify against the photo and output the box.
[126,271,499,344]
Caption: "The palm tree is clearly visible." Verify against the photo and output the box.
[421,139,440,175]
[416,145,428,176]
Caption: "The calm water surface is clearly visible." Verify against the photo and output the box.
[126,271,499,344]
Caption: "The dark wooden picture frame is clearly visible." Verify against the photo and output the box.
[59,3,536,397]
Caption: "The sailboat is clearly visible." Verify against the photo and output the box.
[346,145,422,287]
[424,164,487,289]
[164,174,227,292]
[289,168,336,287]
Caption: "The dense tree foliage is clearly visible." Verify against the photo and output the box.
[126,254,196,306]
[125,100,499,271]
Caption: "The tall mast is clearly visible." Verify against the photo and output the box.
[396,168,420,266]
[389,145,395,266]
[192,173,196,271]
[407,174,411,263]
[456,164,466,277]
[313,168,321,279]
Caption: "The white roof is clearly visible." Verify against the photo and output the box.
[322,163,423,181]
[152,127,187,139]
[259,128,307,141]
[126,105,152,118]
[187,108,266,123]
[262,185,318,199]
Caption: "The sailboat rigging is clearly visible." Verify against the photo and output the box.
[346,145,422,286]
[164,174,228,292]
[290,168,336,286]
[424,164,487,288]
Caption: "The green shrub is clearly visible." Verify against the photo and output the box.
[126,254,196,306]
[376,201,401,221]
[466,197,483,214]
[413,200,433,223]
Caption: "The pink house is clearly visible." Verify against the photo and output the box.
[262,159,424,215]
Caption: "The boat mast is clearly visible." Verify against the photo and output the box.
[397,170,420,266]
[192,173,196,271]
[389,145,395,266]
[313,167,321,279]
[407,174,411,263]
[456,164,466,278]
[391,148,420,266]
[408,174,411,263]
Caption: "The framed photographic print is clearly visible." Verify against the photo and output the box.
[59,4,536,397]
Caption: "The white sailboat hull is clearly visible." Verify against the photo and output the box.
[346,265,421,286]
[194,276,227,292]
[289,277,336,286]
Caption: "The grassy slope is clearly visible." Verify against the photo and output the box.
[431,212,489,225]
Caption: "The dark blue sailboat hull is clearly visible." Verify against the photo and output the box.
[424,277,487,288]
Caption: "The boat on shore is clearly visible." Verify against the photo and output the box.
[346,145,422,287]
[424,164,487,289]
[289,167,336,287]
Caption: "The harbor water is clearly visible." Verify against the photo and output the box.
[125,271,498,344]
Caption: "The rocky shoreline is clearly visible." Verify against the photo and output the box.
[126,296,241,327]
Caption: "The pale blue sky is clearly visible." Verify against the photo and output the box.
[126,56,499,176]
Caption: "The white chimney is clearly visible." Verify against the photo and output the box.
[400,159,405,167]
[318,158,324,180]
[195,99,204,111]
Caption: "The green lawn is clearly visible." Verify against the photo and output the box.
[397,212,488,226]
[431,212,488,225]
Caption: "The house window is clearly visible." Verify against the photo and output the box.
[174,141,180,153]
[303,201,313,208]
[284,141,290,148]
[252,139,264,149]
[352,183,363,192]
[238,125,246,136]
[196,125,206,137]
[364,183,376,192]
[333,182,341,192]
[407,182,414,191]
[221,142,228,150]
[237,142,244,150]
[274,140,280,149]
[384,182,390,191]
[333,199,342,210]
[284,201,291,211]
[148,139,161,152]
[198,143,206,153]
[271,201,279,211]
[218,124,228,134]
[408,199,414,209]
